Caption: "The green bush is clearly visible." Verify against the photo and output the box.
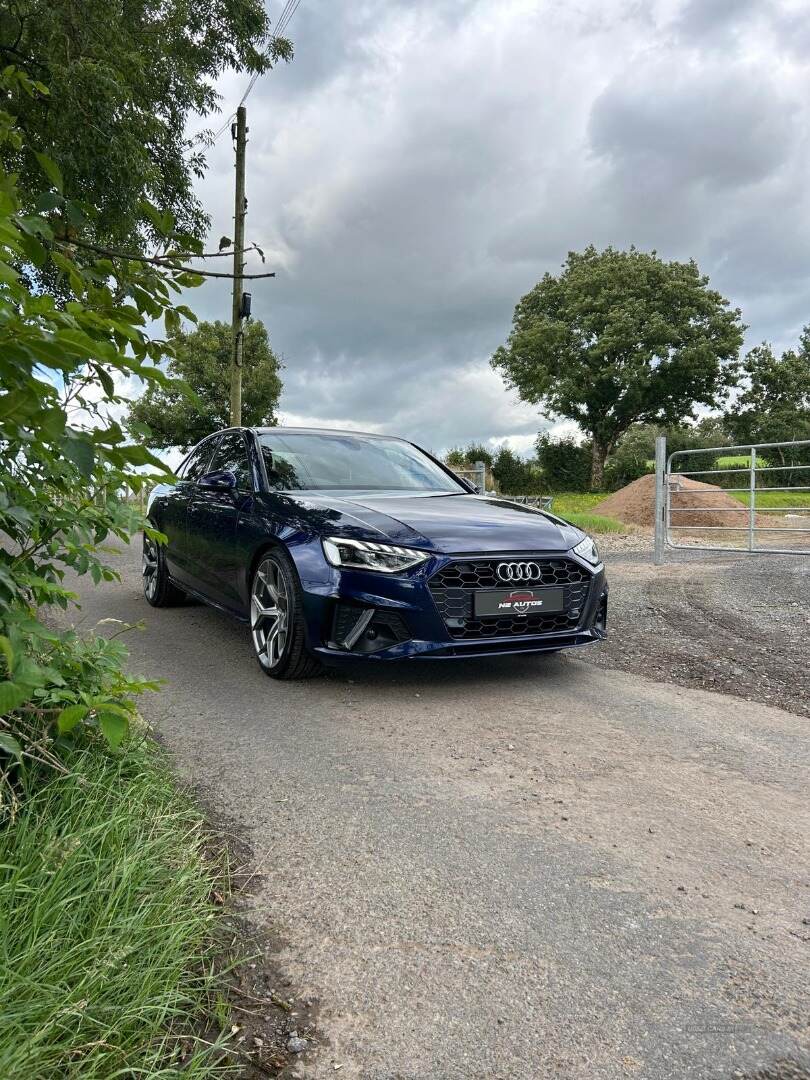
[0,67,198,774]
[535,434,592,492]
[492,446,542,494]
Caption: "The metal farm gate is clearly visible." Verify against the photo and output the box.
[653,437,810,563]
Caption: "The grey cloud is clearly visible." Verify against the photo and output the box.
[674,0,765,42]
[589,63,796,191]
[183,0,810,454]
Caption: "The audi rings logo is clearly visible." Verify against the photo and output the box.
[496,561,541,583]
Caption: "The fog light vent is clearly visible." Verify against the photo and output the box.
[330,603,410,653]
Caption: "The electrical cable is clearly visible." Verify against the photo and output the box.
[207,0,302,144]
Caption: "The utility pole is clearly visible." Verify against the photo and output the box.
[229,105,248,426]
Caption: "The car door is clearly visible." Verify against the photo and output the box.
[158,436,219,588]
[185,430,254,607]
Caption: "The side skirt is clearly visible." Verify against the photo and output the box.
[170,576,249,623]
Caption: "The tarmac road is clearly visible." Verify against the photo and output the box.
[70,542,810,1080]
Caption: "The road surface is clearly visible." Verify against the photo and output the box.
[70,542,810,1080]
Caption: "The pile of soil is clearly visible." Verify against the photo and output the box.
[594,473,760,529]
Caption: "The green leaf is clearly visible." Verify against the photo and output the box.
[0,260,21,287]
[94,365,116,398]
[0,636,13,675]
[62,433,95,476]
[5,505,33,528]
[39,407,67,440]
[89,699,132,720]
[0,734,22,761]
[34,152,63,192]
[143,525,168,545]
[98,710,128,749]
[115,443,166,469]
[57,703,90,733]
[0,682,28,715]
[34,191,64,213]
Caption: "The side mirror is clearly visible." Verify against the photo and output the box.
[199,469,237,492]
[457,475,479,494]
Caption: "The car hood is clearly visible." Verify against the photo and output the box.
[277,490,578,554]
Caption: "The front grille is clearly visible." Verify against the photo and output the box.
[429,558,591,640]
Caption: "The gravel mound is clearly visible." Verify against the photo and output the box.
[594,473,759,529]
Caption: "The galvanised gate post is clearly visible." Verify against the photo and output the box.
[654,435,667,565]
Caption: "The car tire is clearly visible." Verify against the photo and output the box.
[142,531,185,607]
[250,548,324,680]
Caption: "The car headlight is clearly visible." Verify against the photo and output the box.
[323,536,430,573]
[572,535,601,566]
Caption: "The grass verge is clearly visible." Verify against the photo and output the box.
[562,511,628,534]
[0,738,229,1080]
[541,492,630,532]
[546,492,609,515]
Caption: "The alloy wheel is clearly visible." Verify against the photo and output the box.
[142,535,159,601]
[251,557,290,670]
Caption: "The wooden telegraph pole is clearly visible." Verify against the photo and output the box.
[229,105,248,427]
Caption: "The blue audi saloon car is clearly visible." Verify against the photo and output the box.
[143,427,607,678]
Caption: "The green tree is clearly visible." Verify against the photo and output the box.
[444,447,467,469]
[128,319,282,449]
[726,333,810,450]
[0,67,201,759]
[491,446,535,494]
[492,246,744,489]
[0,0,291,252]
[535,434,592,492]
[604,422,731,490]
[443,443,494,469]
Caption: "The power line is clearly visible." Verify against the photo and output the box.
[273,0,296,36]
[275,0,301,37]
[207,0,301,144]
[209,112,237,144]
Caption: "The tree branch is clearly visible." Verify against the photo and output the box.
[47,237,276,279]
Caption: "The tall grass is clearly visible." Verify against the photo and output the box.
[547,492,608,515]
[562,511,628,534]
[0,741,229,1079]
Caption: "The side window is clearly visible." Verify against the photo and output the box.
[208,431,253,491]
[181,438,218,482]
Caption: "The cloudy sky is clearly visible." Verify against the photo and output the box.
[184,0,810,456]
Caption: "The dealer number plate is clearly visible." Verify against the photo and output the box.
[473,587,565,618]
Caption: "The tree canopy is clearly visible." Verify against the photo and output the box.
[128,319,282,449]
[726,331,810,448]
[492,246,744,488]
[0,0,291,251]
[491,446,537,494]
[444,443,494,469]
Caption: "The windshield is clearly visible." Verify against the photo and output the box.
[257,433,465,493]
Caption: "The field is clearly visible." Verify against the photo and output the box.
[544,487,810,533]
[542,491,626,532]
[546,492,607,515]
[729,489,810,508]
[561,510,627,533]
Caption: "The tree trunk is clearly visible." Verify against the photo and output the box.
[590,439,608,490]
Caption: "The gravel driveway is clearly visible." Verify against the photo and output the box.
[587,538,810,717]
[69,541,810,1080]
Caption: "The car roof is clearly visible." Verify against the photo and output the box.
[247,426,407,442]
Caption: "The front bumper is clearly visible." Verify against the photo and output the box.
[299,548,608,664]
